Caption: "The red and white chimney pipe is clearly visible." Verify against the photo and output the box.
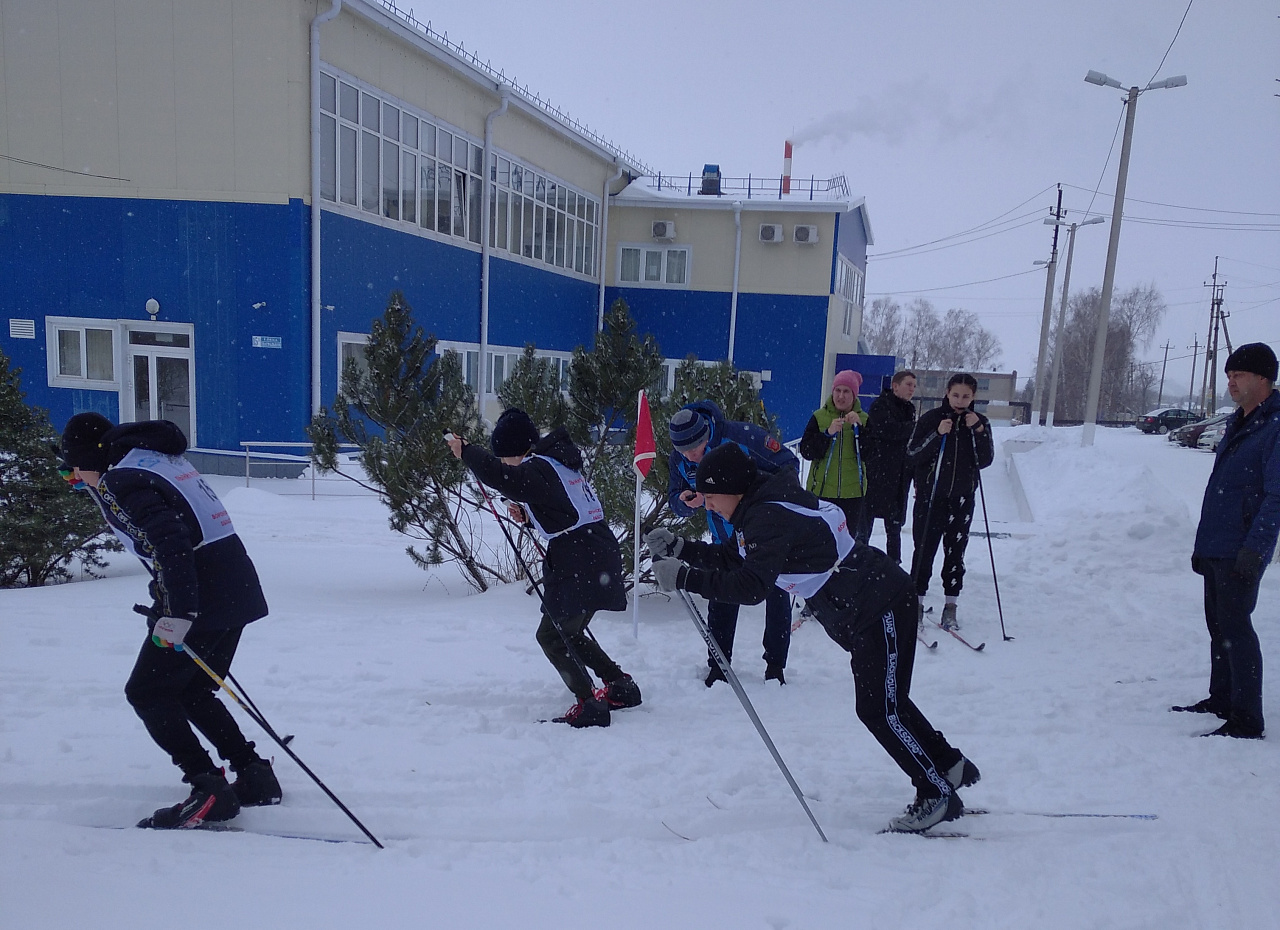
[782,140,793,195]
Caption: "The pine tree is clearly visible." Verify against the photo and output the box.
[0,350,120,587]
[497,345,569,432]
[306,292,507,592]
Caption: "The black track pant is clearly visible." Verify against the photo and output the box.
[910,492,975,597]
[1201,558,1265,734]
[536,611,624,701]
[706,585,793,669]
[846,590,961,799]
[124,626,260,780]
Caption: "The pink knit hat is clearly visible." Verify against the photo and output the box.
[832,369,863,394]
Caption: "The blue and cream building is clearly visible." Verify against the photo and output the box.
[0,0,871,452]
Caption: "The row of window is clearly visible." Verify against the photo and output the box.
[319,70,601,277]
[834,256,865,337]
[618,245,689,286]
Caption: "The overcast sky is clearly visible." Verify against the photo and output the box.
[408,0,1278,394]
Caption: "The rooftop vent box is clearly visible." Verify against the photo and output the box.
[759,223,784,243]
[652,220,677,240]
[699,163,722,196]
[793,224,819,244]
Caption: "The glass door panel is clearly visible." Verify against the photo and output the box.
[133,355,152,423]
[156,356,191,441]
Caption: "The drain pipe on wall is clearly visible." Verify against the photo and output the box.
[727,201,743,363]
[478,88,510,423]
[597,161,625,331]
[309,0,342,416]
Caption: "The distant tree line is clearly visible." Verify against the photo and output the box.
[861,297,1002,373]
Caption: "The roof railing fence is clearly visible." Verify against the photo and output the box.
[645,172,852,202]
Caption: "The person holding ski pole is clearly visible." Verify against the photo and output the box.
[448,409,640,728]
[667,401,797,686]
[645,442,979,833]
[862,370,918,564]
[906,373,994,631]
[57,414,281,829]
[799,369,870,542]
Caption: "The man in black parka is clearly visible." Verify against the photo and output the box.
[645,443,978,833]
[862,370,918,563]
[59,413,279,829]
[450,409,639,728]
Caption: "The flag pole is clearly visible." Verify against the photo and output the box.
[631,389,656,641]
[633,469,642,639]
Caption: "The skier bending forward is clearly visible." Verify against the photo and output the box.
[645,442,979,833]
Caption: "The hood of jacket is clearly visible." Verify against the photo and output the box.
[532,426,584,471]
[102,420,188,466]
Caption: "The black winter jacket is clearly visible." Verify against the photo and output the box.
[677,470,913,647]
[463,427,627,618]
[862,388,917,518]
[906,400,994,502]
[90,420,268,631]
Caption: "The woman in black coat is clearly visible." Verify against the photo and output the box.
[450,409,639,729]
[862,370,918,563]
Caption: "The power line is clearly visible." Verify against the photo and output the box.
[1146,0,1195,89]
[1084,106,1126,219]
[1060,183,1280,217]
[867,215,1045,261]
[868,185,1056,258]
[866,267,1041,296]
[0,152,131,182]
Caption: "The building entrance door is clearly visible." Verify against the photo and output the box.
[124,327,195,444]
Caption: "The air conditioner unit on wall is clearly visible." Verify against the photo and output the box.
[793,225,819,244]
[759,224,784,243]
[652,220,676,240]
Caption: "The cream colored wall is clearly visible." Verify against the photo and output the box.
[0,0,309,202]
[819,296,862,400]
[607,205,836,296]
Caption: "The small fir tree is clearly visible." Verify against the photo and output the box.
[306,292,507,592]
[0,350,120,587]
[497,345,569,433]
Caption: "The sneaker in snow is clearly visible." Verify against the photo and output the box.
[552,696,610,728]
[765,664,786,685]
[946,756,981,790]
[598,674,642,709]
[704,664,728,688]
[232,759,282,807]
[887,792,964,833]
[940,603,959,631]
[138,770,240,829]
[1171,699,1228,719]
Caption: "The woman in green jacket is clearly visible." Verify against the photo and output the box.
[799,369,870,540]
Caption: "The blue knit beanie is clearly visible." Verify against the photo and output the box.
[669,408,710,452]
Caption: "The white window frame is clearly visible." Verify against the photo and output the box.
[437,340,573,395]
[46,317,121,390]
[337,331,371,391]
[617,244,692,288]
[119,320,197,446]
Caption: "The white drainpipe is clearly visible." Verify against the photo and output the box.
[728,201,743,363]
[309,0,342,416]
[478,88,510,422]
[597,161,625,331]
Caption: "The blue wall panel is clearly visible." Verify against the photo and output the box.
[489,256,598,352]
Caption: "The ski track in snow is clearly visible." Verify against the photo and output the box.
[2,426,1277,929]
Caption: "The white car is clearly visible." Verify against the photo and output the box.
[1197,422,1227,452]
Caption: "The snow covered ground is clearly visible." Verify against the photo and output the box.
[3,425,1277,930]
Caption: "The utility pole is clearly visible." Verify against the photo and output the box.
[1044,214,1104,427]
[1203,257,1227,415]
[1187,335,1200,409]
[1031,185,1064,426]
[1156,340,1172,406]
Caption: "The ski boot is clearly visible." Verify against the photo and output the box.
[138,770,240,829]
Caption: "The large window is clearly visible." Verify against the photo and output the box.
[46,318,117,389]
[437,341,572,396]
[834,256,865,337]
[319,69,599,278]
[337,332,370,397]
[617,245,691,287]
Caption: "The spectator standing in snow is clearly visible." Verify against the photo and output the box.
[861,370,918,563]
[646,443,979,833]
[667,401,798,685]
[906,373,994,632]
[449,409,640,728]
[58,414,280,830]
[1175,343,1280,739]
[799,369,870,543]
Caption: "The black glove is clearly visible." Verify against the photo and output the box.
[1232,549,1263,584]
[651,558,686,592]
[644,528,685,560]
[1190,556,1206,576]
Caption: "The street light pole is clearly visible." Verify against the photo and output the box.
[1080,71,1186,447]
[1030,187,1064,426]
[1044,215,1105,427]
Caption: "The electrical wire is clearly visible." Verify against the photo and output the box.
[1061,183,1280,217]
[867,215,1046,261]
[868,185,1057,258]
[1146,0,1195,89]
[0,153,131,182]
[1084,106,1126,219]
[866,267,1041,296]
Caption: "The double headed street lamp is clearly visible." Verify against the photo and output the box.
[1080,70,1187,447]
[1044,215,1106,426]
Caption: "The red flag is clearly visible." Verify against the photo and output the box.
[633,390,656,479]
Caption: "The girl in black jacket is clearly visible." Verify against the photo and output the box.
[905,374,994,631]
[645,443,978,833]
[451,409,639,729]
[862,370,918,562]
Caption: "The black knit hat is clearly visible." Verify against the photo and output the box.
[695,442,757,495]
[490,408,540,458]
[60,412,114,472]
[1224,343,1277,382]
[669,408,711,452]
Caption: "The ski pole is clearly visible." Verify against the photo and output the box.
[675,588,828,843]
[970,428,1012,641]
[179,644,384,848]
[910,430,947,591]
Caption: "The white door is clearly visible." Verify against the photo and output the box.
[124,327,196,445]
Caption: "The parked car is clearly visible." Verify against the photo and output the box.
[1136,407,1199,434]
[1197,422,1227,452]
[1169,411,1232,447]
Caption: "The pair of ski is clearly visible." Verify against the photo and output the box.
[878,808,1159,840]
[102,822,377,846]
[917,606,985,652]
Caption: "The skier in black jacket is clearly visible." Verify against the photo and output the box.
[58,413,279,830]
[862,370,918,563]
[450,409,639,728]
[905,373,994,632]
[644,442,978,833]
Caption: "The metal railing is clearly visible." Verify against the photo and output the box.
[241,441,358,500]
[645,173,852,202]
